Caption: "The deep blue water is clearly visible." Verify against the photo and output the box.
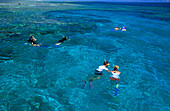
[0,1,170,111]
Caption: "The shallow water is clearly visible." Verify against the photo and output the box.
[0,1,170,111]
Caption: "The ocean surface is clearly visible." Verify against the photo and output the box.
[0,1,170,111]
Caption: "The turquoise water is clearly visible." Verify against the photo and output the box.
[0,1,170,111]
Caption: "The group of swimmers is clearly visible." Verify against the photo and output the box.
[112,27,126,32]
[27,34,121,92]
[28,26,126,46]
[83,60,121,90]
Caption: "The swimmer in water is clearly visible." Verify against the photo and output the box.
[122,27,126,31]
[27,34,40,46]
[114,27,122,31]
[108,65,121,89]
[83,60,111,89]
[55,36,70,46]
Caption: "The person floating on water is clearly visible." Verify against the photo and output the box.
[108,65,121,89]
[83,60,111,89]
[115,27,121,31]
[55,36,70,46]
[27,34,40,46]
[122,27,126,31]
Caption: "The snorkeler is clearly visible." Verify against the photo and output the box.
[108,65,121,89]
[27,34,40,46]
[55,36,69,46]
[114,27,121,31]
[122,27,126,31]
[83,60,111,89]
